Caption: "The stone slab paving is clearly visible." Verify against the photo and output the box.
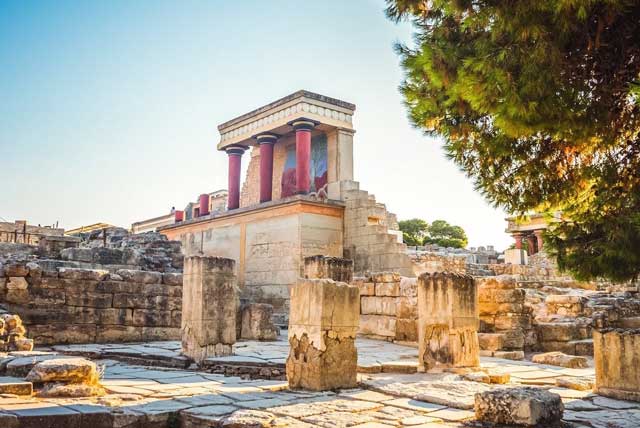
[49,334,423,375]
[0,339,634,427]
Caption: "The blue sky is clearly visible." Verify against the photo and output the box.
[0,0,511,249]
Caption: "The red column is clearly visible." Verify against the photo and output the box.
[174,210,184,222]
[527,234,537,255]
[513,233,523,250]
[534,230,544,252]
[256,133,277,203]
[198,194,210,217]
[226,146,246,210]
[290,119,317,194]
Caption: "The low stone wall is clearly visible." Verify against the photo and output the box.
[594,329,640,401]
[355,272,418,343]
[0,261,182,345]
[409,253,467,275]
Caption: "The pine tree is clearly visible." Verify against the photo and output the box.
[387,0,640,281]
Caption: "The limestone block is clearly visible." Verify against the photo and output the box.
[531,351,588,368]
[162,272,183,286]
[287,278,359,390]
[26,357,99,384]
[399,277,417,297]
[181,256,238,363]
[417,272,479,371]
[475,387,564,426]
[475,275,517,290]
[4,263,29,277]
[395,318,418,342]
[358,314,396,337]
[556,376,594,391]
[357,281,375,296]
[360,296,396,316]
[58,268,109,281]
[38,382,105,397]
[132,309,172,327]
[594,329,640,401]
[396,296,417,319]
[240,303,279,341]
[375,282,399,297]
[5,277,29,304]
[304,255,354,283]
[493,350,525,360]
[370,272,400,283]
[478,333,504,351]
[494,314,531,331]
[6,276,28,290]
[116,269,163,284]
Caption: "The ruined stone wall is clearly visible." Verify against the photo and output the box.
[355,273,418,343]
[0,262,182,345]
[409,253,468,275]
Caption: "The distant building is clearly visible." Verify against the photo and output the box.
[130,190,228,234]
[505,212,563,255]
[0,220,64,245]
[65,223,116,236]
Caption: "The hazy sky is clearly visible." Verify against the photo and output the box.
[0,0,512,250]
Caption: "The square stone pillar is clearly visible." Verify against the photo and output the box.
[304,255,354,283]
[594,329,640,401]
[182,256,239,363]
[417,272,479,372]
[286,279,359,390]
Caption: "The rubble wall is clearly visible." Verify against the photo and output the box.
[0,262,182,345]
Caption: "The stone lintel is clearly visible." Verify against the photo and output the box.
[217,90,356,150]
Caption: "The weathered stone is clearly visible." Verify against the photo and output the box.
[116,269,162,284]
[304,255,354,283]
[182,256,238,363]
[395,318,418,342]
[555,376,594,391]
[356,281,375,296]
[594,328,640,401]
[478,333,503,351]
[370,272,400,283]
[475,387,564,426]
[399,277,417,297]
[220,409,275,428]
[359,315,396,337]
[14,338,34,352]
[162,272,183,285]
[26,357,99,384]
[0,376,33,395]
[58,268,109,281]
[417,272,479,371]
[395,296,417,319]
[287,278,359,391]
[375,282,399,297]
[4,263,29,277]
[532,351,588,368]
[361,296,396,316]
[493,350,525,360]
[241,303,279,341]
[38,382,106,397]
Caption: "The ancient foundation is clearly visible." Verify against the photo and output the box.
[417,272,479,371]
[594,329,640,401]
[304,255,354,283]
[181,256,238,363]
[286,278,359,390]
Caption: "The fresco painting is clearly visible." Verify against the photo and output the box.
[281,134,328,198]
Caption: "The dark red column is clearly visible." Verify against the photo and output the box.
[527,234,537,255]
[513,233,523,250]
[534,230,544,252]
[174,210,184,222]
[289,119,317,194]
[256,133,277,203]
[198,194,210,216]
[226,146,246,210]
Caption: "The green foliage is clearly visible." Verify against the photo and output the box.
[387,0,640,281]
[399,218,429,246]
[424,219,468,248]
[399,218,468,248]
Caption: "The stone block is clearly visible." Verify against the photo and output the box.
[375,282,399,297]
[240,303,279,341]
[304,255,354,283]
[26,357,99,384]
[531,351,588,368]
[287,278,359,390]
[162,272,183,285]
[115,269,162,284]
[358,314,396,337]
[360,296,396,316]
[417,272,479,371]
[357,281,375,296]
[478,333,503,351]
[494,314,531,331]
[182,256,238,363]
[4,263,29,277]
[0,377,33,395]
[395,318,418,342]
[475,387,564,426]
[396,296,417,319]
[475,275,517,290]
[370,272,400,283]
[493,350,525,360]
[58,268,109,281]
[399,277,417,297]
[66,291,113,308]
[132,309,172,327]
[141,327,180,341]
[95,325,141,343]
[594,329,640,401]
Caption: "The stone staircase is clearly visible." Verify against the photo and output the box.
[341,182,414,277]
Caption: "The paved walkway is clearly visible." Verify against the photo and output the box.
[0,338,637,427]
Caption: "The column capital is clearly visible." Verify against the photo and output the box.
[253,132,279,145]
[224,144,248,156]
[288,117,320,131]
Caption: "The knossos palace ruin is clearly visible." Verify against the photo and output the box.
[1,90,640,428]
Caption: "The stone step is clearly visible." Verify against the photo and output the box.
[0,376,33,395]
